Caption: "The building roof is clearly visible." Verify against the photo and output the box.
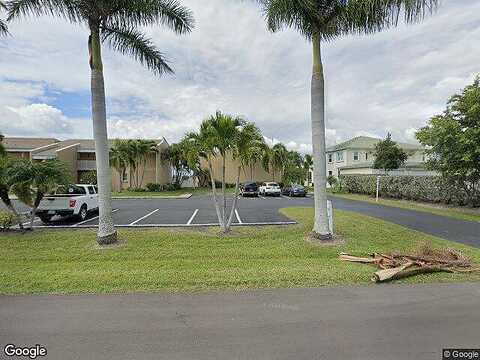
[2,137,59,151]
[326,136,423,152]
[32,138,167,157]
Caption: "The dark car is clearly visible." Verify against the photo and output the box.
[240,181,259,197]
[282,184,307,197]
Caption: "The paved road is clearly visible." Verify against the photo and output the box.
[3,195,479,247]
[1,283,479,360]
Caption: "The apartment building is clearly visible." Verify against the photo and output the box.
[2,137,172,191]
[325,136,435,178]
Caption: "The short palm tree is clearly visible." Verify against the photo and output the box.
[262,142,287,182]
[8,159,70,228]
[110,139,129,191]
[0,1,8,36]
[7,0,194,244]
[260,0,438,240]
[137,139,158,187]
[226,122,264,230]
[0,157,24,229]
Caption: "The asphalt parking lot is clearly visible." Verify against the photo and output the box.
[9,194,310,228]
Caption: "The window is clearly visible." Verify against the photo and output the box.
[353,152,359,161]
[87,186,95,194]
[94,186,98,194]
[366,153,369,161]
[336,152,344,162]
[328,171,333,176]
[328,154,333,163]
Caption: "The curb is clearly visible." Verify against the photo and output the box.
[112,194,192,200]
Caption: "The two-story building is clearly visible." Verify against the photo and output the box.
[2,137,172,191]
[325,136,436,178]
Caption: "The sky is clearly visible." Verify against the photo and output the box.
[0,0,479,153]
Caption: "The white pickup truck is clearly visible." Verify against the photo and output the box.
[36,184,99,223]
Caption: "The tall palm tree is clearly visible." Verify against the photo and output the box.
[7,0,194,244]
[262,142,287,182]
[0,1,8,36]
[260,0,438,240]
[137,139,158,187]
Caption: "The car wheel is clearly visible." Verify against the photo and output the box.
[78,205,88,221]
[39,215,52,224]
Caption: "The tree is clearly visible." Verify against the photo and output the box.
[260,0,438,240]
[7,0,194,244]
[416,76,480,206]
[0,156,24,229]
[283,150,307,185]
[161,142,190,187]
[0,1,8,36]
[226,122,264,231]
[136,140,158,187]
[8,159,70,228]
[262,142,287,182]
[373,133,408,173]
[110,139,129,191]
[0,133,6,157]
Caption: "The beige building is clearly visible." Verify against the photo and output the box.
[324,136,435,178]
[3,137,172,191]
[201,152,283,184]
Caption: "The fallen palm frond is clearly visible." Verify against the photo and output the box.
[340,243,480,283]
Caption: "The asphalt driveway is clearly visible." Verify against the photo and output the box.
[1,283,479,360]
[3,194,479,247]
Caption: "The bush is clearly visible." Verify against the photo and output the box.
[327,175,337,187]
[127,187,146,193]
[0,210,16,231]
[146,183,163,192]
[214,181,236,189]
[78,170,97,185]
[342,175,478,207]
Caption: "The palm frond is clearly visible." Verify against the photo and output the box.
[107,0,194,34]
[0,19,8,36]
[101,25,173,75]
[6,0,82,22]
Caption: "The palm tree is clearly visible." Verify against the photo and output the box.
[161,142,189,187]
[7,0,194,244]
[245,143,265,181]
[0,156,24,229]
[8,159,70,228]
[0,1,8,36]
[110,139,129,192]
[260,0,438,240]
[226,122,263,231]
[262,142,287,182]
[137,140,158,187]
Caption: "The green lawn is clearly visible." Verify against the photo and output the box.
[330,192,480,223]
[1,207,479,295]
[113,187,235,198]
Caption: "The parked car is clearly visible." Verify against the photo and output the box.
[240,181,259,197]
[282,184,307,197]
[36,184,98,223]
[259,182,281,197]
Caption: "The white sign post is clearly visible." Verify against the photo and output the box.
[376,176,381,203]
[327,200,334,233]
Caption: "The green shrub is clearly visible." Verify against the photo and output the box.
[146,183,163,192]
[0,210,16,231]
[127,187,146,193]
[78,170,97,185]
[327,175,337,187]
[342,175,478,207]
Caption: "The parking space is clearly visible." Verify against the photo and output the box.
[4,194,310,229]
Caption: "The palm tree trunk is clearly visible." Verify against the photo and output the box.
[140,159,146,188]
[208,159,223,226]
[226,166,241,231]
[30,192,43,229]
[89,26,117,244]
[222,155,227,229]
[311,33,332,240]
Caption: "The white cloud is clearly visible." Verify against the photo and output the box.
[0,0,479,147]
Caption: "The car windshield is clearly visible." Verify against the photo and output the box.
[293,185,304,190]
[244,182,256,186]
[267,183,278,187]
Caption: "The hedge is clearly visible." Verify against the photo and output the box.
[342,175,479,207]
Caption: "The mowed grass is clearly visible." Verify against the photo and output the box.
[330,192,480,223]
[1,207,480,295]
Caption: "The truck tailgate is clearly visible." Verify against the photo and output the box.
[38,196,73,211]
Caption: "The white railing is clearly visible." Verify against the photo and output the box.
[77,160,97,170]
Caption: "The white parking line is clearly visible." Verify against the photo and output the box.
[280,195,291,200]
[21,217,41,226]
[130,209,159,226]
[72,209,120,227]
[235,209,242,224]
[187,209,199,225]
[260,195,266,199]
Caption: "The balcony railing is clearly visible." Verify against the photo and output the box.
[77,160,97,171]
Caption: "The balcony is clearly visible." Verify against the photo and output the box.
[77,160,97,171]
